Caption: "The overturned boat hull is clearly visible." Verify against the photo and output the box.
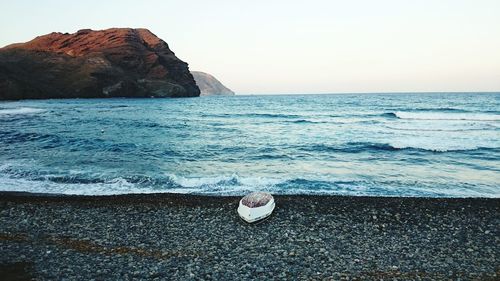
[238,194,275,223]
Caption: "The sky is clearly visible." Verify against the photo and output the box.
[1,0,499,94]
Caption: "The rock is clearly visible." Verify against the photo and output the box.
[0,28,200,100]
[191,71,234,96]
[1,194,498,280]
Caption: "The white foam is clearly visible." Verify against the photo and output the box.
[395,111,500,121]
[390,143,470,152]
[0,175,158,196]
[0,107,45,116]
[168,173,285,188]
[0,171,285,196]
[1,160,498,197]
[0,173,499,198]
[166,174,285,195]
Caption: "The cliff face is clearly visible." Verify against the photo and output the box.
[0,28,200,100]
[191,71,234,96]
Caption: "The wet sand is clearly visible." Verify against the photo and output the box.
[0,192,498,280]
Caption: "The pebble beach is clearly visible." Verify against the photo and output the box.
[0,192,498,280]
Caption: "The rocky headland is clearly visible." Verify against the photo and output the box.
[191,71,234,96]
[0,28,200,100]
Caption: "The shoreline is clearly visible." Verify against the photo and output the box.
[2,190,499,200]
[1,192,499,279]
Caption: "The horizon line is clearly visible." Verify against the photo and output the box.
[232,91,500,96]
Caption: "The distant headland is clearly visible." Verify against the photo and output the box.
[0,28,200,100]
[191,71,234,96]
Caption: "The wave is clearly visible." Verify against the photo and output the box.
[383,125,498,132]
[301,142,397,153]
[411,108,471,113]
[0,107,45,116]
[288,119,327,124]
[202,113,302,119]
[0,168,283,195]
[0,165,272,190]
[299,142,499,153]
[0,130,58,144]
[0,130,141,152]
[204,110,499,122]
[392,111,500,121]
[0,167,498,197]
[381,112,398,118]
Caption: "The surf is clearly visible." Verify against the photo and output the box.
[393,111,500,121]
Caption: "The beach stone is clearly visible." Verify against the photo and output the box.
[0,194,498,280]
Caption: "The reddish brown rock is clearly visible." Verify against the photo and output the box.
[0,28,200,100]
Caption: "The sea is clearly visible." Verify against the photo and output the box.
[0,93,499,197]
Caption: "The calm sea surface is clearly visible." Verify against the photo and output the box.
[0,93,499,197]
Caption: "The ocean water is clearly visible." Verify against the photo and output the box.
[0,93,499,197]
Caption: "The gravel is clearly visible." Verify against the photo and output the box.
[0,192,499,280]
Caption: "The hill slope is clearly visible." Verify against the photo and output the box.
[191,71,234,96]
[0,28,200,100]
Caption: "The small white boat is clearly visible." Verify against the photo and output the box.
[237,192,275,223]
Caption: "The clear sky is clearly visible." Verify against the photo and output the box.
[1,0,499,94]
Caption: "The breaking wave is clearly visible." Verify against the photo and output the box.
[392,111,500,121]
[298,142,498,153]
[411,108,471,113]
[0,107,45,116]
[0,167,497,197]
